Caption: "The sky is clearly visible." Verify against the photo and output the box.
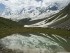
[0,3,5,13]
[0,0,69,13]
[0,0,69,10]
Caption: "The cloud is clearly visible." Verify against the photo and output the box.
[0,0,70,20]
[0,0,69,9]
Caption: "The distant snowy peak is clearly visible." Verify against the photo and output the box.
[0,0,70,21]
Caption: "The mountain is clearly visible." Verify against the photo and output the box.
[46,3,70,29]
[0,17,21,28]
[1,2,69,29]
[24,3,70,29]
[0,0,70,29]
[0,0,69,21]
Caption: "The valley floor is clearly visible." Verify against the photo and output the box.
[0,27,70,38]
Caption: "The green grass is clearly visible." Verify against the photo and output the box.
[0,17,22,28]
[0,27,70,38]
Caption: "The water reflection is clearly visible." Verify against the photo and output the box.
[0,33,70,53]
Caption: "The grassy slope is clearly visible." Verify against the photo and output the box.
[0,17,22,28]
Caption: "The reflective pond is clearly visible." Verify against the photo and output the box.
[0,33,70,53]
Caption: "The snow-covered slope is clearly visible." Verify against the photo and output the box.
[0,0,70,21]
[24,3,70,29]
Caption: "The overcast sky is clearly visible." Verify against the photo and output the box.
[0,0,70,14]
